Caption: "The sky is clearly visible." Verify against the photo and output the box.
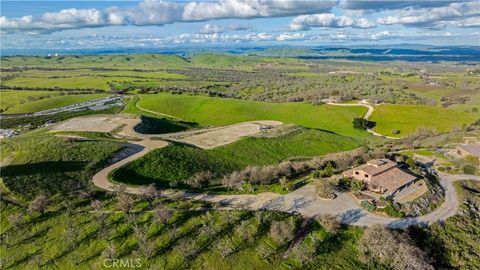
[1,0,479,52]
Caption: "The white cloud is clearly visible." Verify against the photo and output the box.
[377,1,480,28]
[288,13,375,31]
[199,23,225,34]
[276,32,305,41]
[339,0,464,11]
[106,0,183,26]
[451,16,480,28]
[228,23,253,31]
[41,8,105,25]
[0,0,335,34]
[0,0,477,40]
[182,0,335,21]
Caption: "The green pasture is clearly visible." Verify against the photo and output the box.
[3,76,151,90]
[3,93,110,114]
[0,90,63,112]
[133,93,369,137]
[0,54,190,69]
[370,104,480,137]
[110,128,361,187]
[8,69,187,80]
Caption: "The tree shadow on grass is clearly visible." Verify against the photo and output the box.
[1,161,87,176]
[134,115,199,135]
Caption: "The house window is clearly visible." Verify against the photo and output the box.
[364,174,369,178]
[355,171,359,175]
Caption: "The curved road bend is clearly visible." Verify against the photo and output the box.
[326,102,399,139]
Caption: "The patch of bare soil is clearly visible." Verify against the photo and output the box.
[171,120,282,149]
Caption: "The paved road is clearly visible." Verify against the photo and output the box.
[90,118,480,228]
[327,102,399,139]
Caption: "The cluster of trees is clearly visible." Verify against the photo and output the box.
[222,147,385,191]
[221,161,305,190]
[1,85,105,93]
[360,225,433,270]
[132,85,235,99]
[353,118,376,130]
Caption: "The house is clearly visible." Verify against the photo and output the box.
[344,159,417,196]
[360,98,380,105]
[457,144,480,162]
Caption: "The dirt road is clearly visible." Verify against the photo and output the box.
[93,142,480,228]
[327,102,399,139]
[88,116,480,228]
[92,139,168,194]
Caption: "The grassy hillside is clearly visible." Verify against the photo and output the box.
[3,93,110,114]
[110,128,362,187]
[133,93,369,137]
[0,90,64,112]
[409,180,480,269]
[0,195,367,269]
[0,54,190,69]
[370,104,480,137]
[212,128,362,165]
[3,76,147,90]
[0,129,123,199]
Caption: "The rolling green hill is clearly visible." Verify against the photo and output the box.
[0,90,64,112]
[370,104,480,137]
[110,128,362,187]
[3,93,110,114]
[133,93,369,137]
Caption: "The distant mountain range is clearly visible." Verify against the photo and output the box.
[2,45,479,62]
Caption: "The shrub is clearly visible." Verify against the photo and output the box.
[187,171,214,188]
[317,181,336,199]
[269,220,296,244]
[462,164,477,175]
[337,177,353,192]
[361,201,377,212]
[337,177,364,192]
[379,204,405,218]
[28,195,49,215]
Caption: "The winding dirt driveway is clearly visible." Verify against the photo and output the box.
[90,116,480,229]
[327,102,399,139]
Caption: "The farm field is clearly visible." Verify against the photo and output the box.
[0,54,308,71]
[0,54,190,69]
[110,128,362,187]
[9,69,188,79]
[370,104,480,137]
[133,93,369,137]
[0,90,64,112]
[2,93,110,114]
[3,76,152,90]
